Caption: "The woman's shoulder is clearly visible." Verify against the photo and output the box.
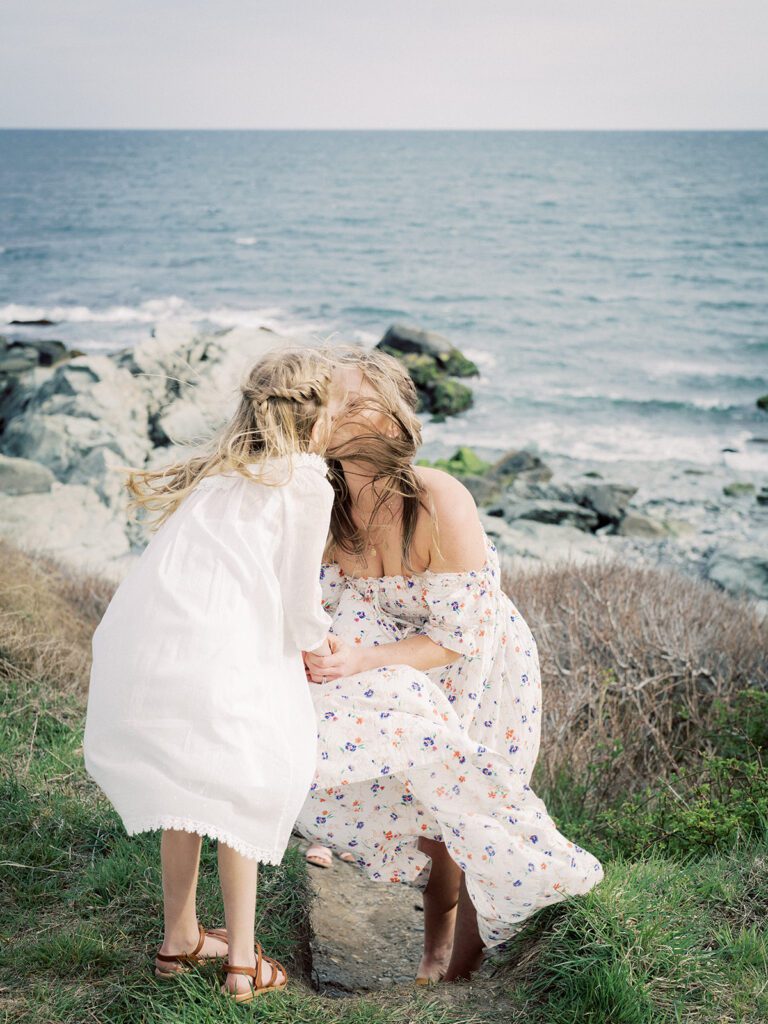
[413,464,487,572]
[414,464,477,513]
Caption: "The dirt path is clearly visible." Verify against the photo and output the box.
[294,837,426,994]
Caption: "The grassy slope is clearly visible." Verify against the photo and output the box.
[1,542,766,1024]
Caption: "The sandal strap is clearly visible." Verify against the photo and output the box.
[223,943,283,989]
[156,922,206,964]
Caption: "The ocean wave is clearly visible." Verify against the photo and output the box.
[0,297,329,341]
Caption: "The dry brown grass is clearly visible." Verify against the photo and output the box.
[507,557,768,800]
[3,539,766,800]
[0,539,114,693]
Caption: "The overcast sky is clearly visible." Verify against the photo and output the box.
[1,0,766,129]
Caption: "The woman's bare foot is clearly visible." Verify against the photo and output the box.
[415,942,453,984]
[442,875,485,981]
[416,838,461,983]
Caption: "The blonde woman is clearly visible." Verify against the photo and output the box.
[298,348,605,982]
[83,347,344,1003]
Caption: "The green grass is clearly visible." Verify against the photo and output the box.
[3,671,765,1024]
[2,673,767,1023]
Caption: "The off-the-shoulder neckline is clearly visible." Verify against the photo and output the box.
[321,533,496,584]
[321,557,494,585]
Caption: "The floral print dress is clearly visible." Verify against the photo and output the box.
[294,531,604,947]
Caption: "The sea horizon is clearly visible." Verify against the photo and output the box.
[2,128,767,476]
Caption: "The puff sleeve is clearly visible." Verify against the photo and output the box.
[420,569,497,661]
[278,457,335,653]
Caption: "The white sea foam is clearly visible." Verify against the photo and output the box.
[234,236,258,246]
[0,297,326,342]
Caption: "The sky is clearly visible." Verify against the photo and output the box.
[1,0,766,130]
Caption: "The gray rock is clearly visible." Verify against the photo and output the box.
[616,512,669,538]
[707,541,768,601]
[461,473,503,506]
[68,446,131,508]
[378,324,478,377]
[576,482,638,524]
[5,338,69,367]
[0,453,55,495]
[2,355,150,476]
[480,513,611,567]
[0,482,130,574]
[722,482,755,497]
[488,449,553,483]
[152,325,292,446]
[503,498,599,532]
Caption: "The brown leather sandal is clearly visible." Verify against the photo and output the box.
[154,922,228,979]
[222,942,288,1002]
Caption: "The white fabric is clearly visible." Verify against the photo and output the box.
[83,452,333,863]
[295,533,605,945]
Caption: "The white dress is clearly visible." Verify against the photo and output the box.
[295,531,605,946]
[83,451,333,863]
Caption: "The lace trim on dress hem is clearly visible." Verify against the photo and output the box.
[123,817,284,864]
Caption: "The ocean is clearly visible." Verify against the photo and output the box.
[1,129,767,474]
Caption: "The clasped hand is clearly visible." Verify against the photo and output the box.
[303,634,364,683]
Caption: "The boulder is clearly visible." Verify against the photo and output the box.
[430,379,473,417]
[459,474,502,506]
[378,324,479,377]
[68,446,131,508]
[722,481,755,497]
[488,449,553,484]
[151,325,291,446]
[616,512,669,538]
[377,323,478,419]
[575,481,638,525]
[5,338,69,367]
[0,454,55,495]
[480,514,610,567]
[503,498,599,532]
[2,355,151,477]
[0,481,131,574]
[707,541,768,601]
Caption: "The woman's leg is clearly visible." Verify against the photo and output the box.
[217,842,285,994]
[416,837,462,981]
[443,873,484,981]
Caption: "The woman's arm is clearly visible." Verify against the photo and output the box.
[305,469,485,681]
[305,632,458,681]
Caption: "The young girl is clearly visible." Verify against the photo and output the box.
[83,346,341,1003]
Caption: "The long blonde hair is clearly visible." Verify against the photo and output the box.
[127,346,335,527]
[325,346,431,572]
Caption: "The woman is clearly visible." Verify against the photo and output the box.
[296,347,604,982]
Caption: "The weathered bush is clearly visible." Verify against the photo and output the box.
[507,558,768,799]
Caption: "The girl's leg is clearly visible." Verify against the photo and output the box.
[158,829,221,960]
[416,837,462,981]
[443,873,484,981]
[217,842,285,995]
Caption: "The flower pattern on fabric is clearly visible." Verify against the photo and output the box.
[299,532,605,946]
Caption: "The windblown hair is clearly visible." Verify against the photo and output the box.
[127,346,335,528]
[325,346,432,572]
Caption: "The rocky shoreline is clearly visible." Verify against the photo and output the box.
[1,321,766,614]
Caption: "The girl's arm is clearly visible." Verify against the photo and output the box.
[278,462,335,655]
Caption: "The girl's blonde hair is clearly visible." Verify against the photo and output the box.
[325,346,432,572]
[127,345,335,527]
